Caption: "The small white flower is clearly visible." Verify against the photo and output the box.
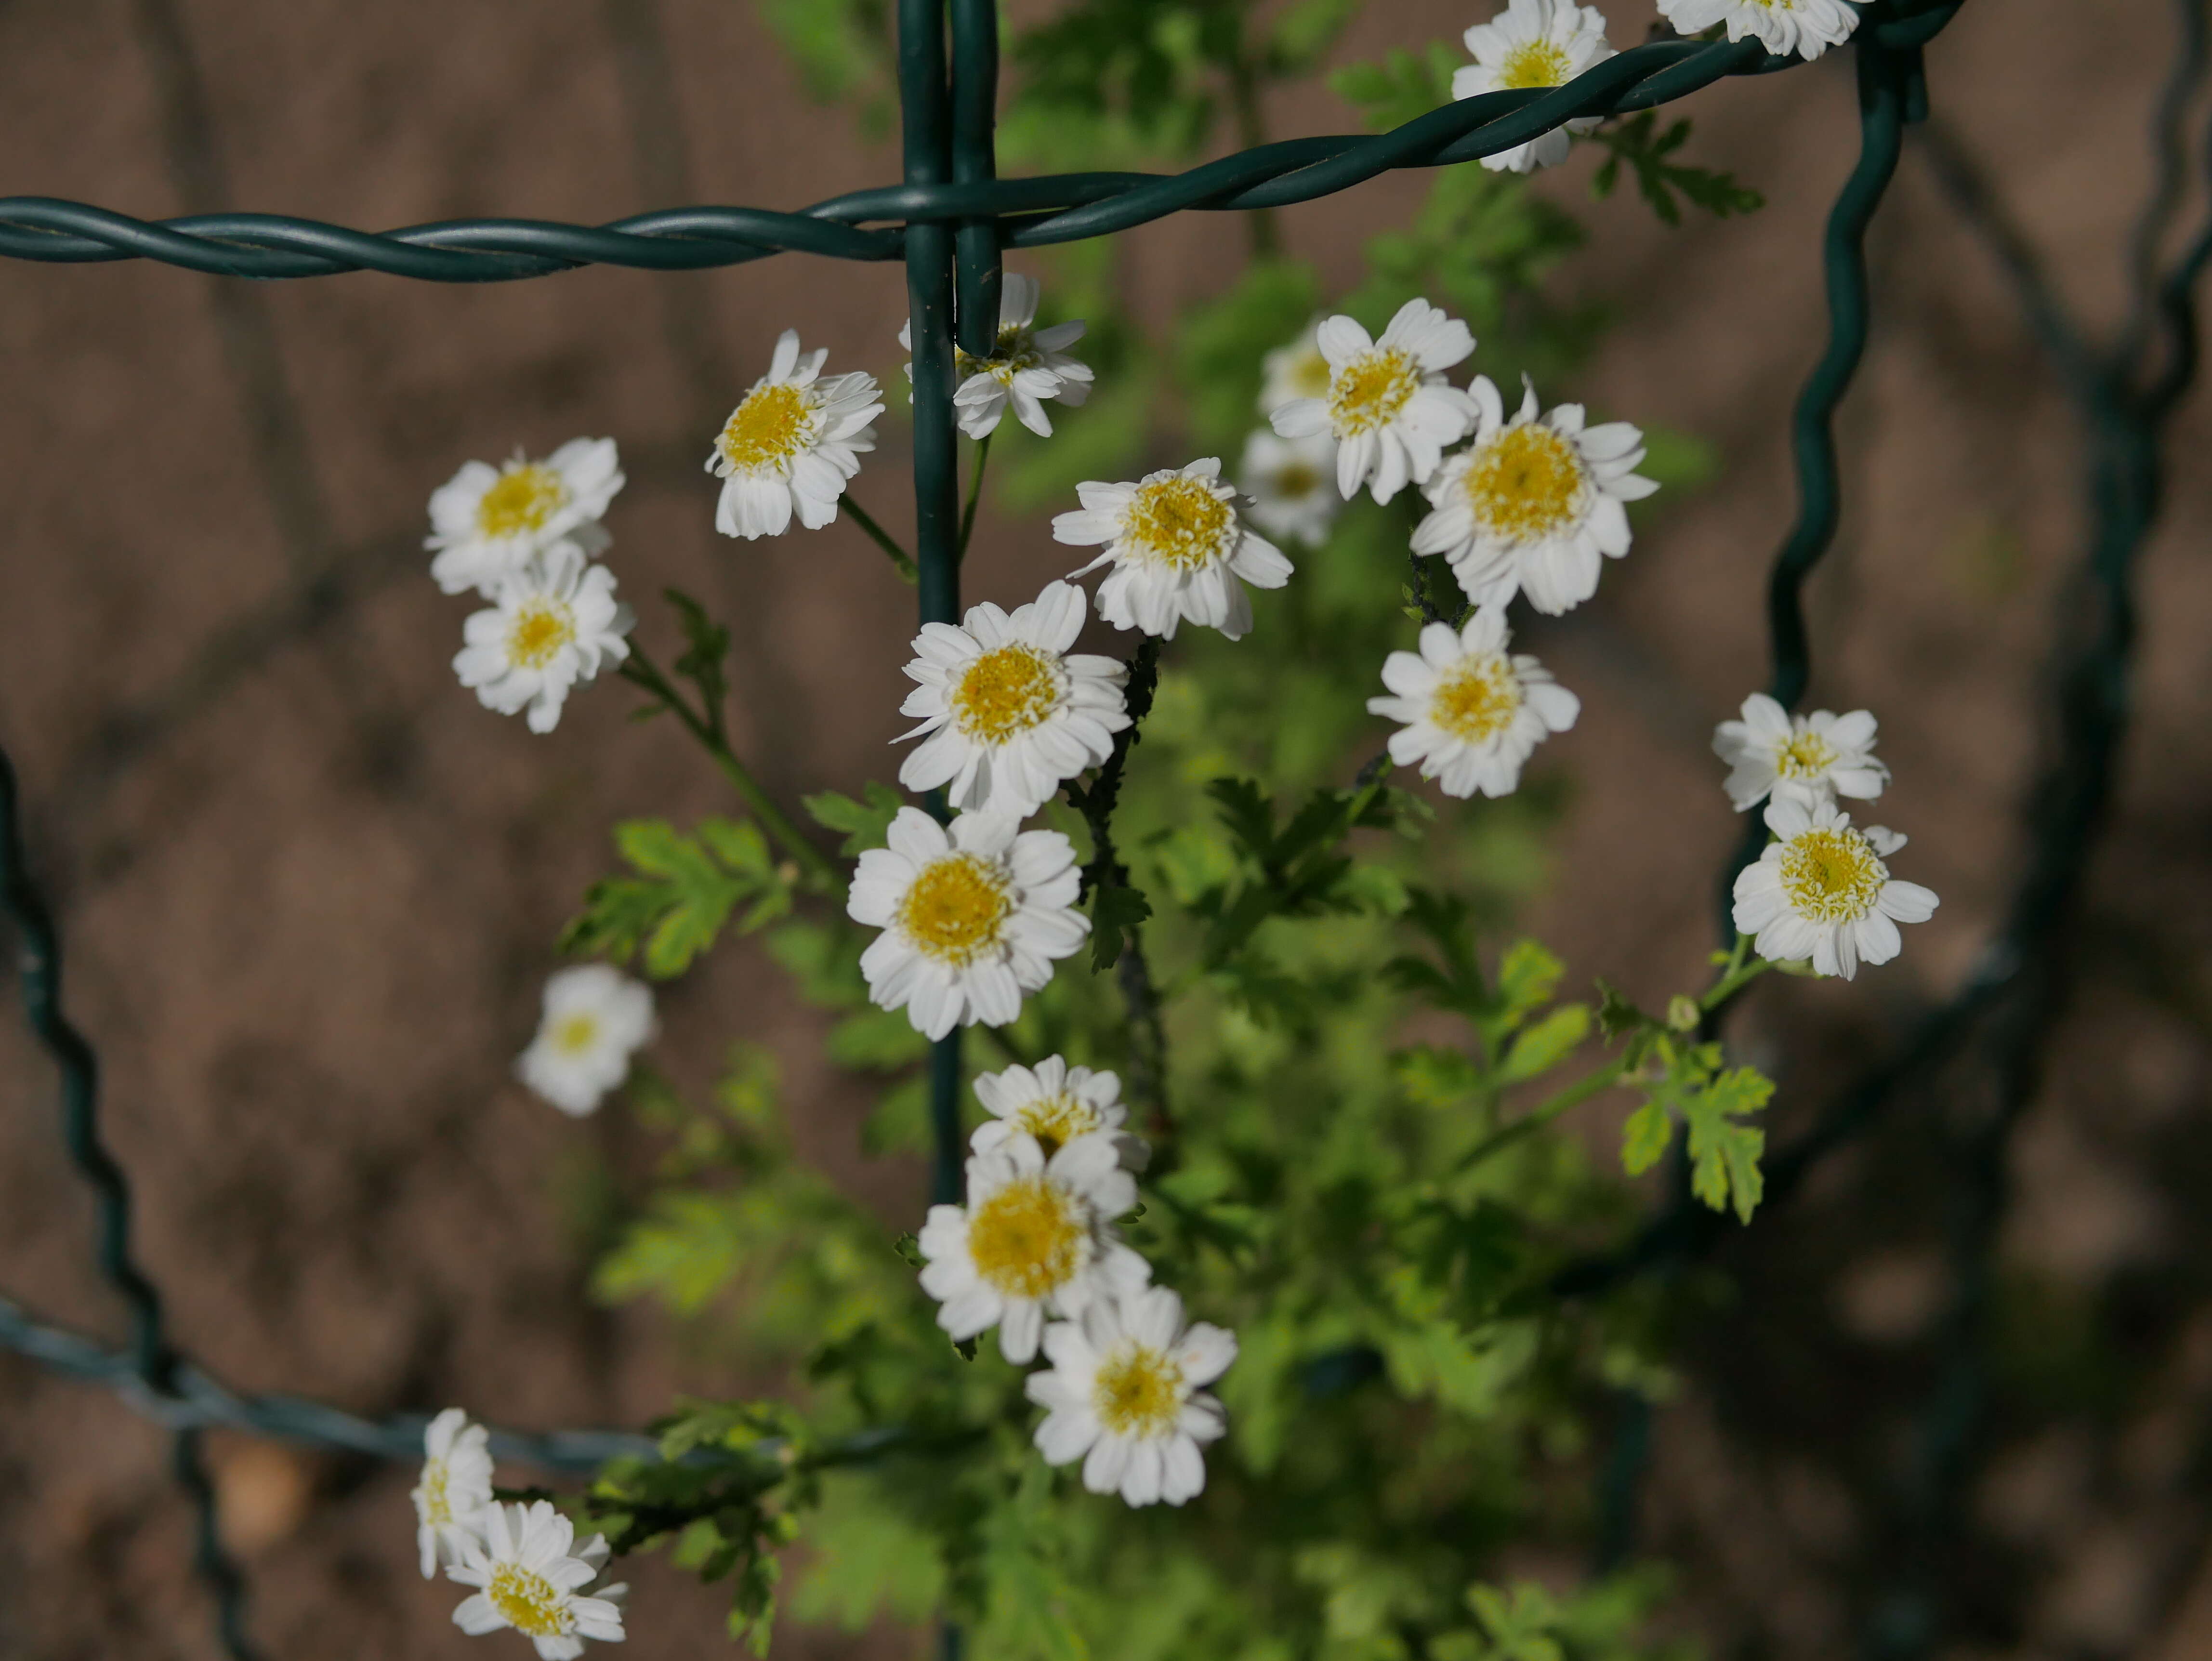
[1732,799,1940,980]
[1413,375,1658,617]
[1269,298,1478,504]
[1257,322,1334,416]
[515,965,657,1117]
[918,1131,1150,1364]
[427,439,625,598]
[1713,692,1889,813]
[901,274,1094,439]
[1367,606,1579,800]
[1237,429,1341,550]
[1026,1286,1236,1509]
[708,328,883,539]
[895,580,1130,819]
[1053,458,1292,641]
[847,808,1089,1040]
[453,543,632,735]
[1453,0,1618,173]
[412,1408,495,1579]
[448,1501,627,1661]
[972,1054,1148,1173]
[1657,0,1857,61]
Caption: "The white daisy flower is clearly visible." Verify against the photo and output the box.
[411,1408,495,1579]
[1237,428,1341,550]
[708,328,883,539]
[1452,0,1618,174]
[895,580,1130,820]
[1367,606,1579,800]
[917,1131,1149,1364]
[427,439,625,598]
[448,1501,627,1661]
[453,542,633,735]
[1053,458,1293,641]
[1268,298,1478,504]
[900,274,1094,439]
[1657,0,1857,61]
[1026,1286,1237,1509]
[1713,692,1889,813]
[1257,321,1333,416]
[515,964,657,1117]
[1732,799,1940,980]
[847,808,1089,1041]
[972,1055,1148,1173]
[1413,375,1658,616]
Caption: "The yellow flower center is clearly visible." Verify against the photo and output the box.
[898,854,1014,965]
[1272,461,1323,498]
[1498,40,1574,89]
[1286,348,1332,401]
[507,601,577,670]
[475,463,567,540]
[718,382,815,472]
[1429,655,1523,743]
[958,325,1043,384]
[1093,1342,1183,1438]
[1126,476,1235,570]
[550,1013,599,1056]
[966,1175,1084,1299]
[950,644,1062,744]
[487,1564,571,1639]
[1778,827,1886,923]
[1011,1092,1102,1161]
[1464,422,1586,541]
[1775,729,1838,779]
[1328,346,1422,435]
[420,1462,452,1527]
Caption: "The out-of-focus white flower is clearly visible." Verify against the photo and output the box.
[1026,1286,1236,1508]
[427,439,625,598]
[1657,0,1857,61]
[515,965,657,1117]
[1367,606,1579,800]
[1732,799,1940,979]
[917,1131,1149,1364]
[1237,429,1341,550]
[1413,375,1657,616]
[1269,299,1478,504]
[412,1408,495,1579]
[901,274,1094,439]
[1257,322,1333,416]
[1053,458,1292,641]
[895,580,1129,820]
[847,808,1089,1040]
[448,1501,626,1661]
[708,329,882,539]
[1713,692,1889,813]
[453,542,633,734]
[1452,0,1618,173]
[972,1055,1148,1172]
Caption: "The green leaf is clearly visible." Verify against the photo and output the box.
[1089,880,1153,972]
[1495,939,1565,1023]
[1681,1066,1772,1224]
[1594,979,1652,1041]
[1499,1002,1590,1084]
[1330,42,1460,133]
[1620,1097,1674,1176]
[563,817,792,978]
[802,782,905,857]
[1590,112,1764,226]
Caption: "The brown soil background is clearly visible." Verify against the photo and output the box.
[4,1,2211,1657]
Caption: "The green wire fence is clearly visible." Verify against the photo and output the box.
[2,0,2202,1654]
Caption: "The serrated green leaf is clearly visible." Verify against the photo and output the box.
[802,782,905,857]
[1621,1097,1673,1176]
[1089,880,1152,972]
[1499,1002,1590,1084]
[1681,1066,1772,1224]
[1496,938,1564,1021]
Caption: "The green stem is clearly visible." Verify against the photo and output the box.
[1455,1059,1629,1176]
[957,433,991,566]
[841,497,919,583]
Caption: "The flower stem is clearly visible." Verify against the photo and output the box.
[957,433,991,567]
[841,497,919,584]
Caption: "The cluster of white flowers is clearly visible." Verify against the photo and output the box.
[412,1409,627,1658]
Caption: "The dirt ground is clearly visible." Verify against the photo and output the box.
[3,0,2211,1658]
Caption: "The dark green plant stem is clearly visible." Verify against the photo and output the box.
[842,497,920,582]
[956,432,991,565]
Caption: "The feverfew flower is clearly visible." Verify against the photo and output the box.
[1053,458,1292,641]
[448,1501,626,1661]
[427,439,625,598]
[1257,322,1333,416]
[516,965,657,1117]
[848,808,1088,1040]
[1713,692,1888,813]
[1237,429,1341,550]
[1412,375,1658,616]
[1269,299,1478,504]
[918,1131,1149,1363]
[900,274,1094,439]
[972,1055,1148,1173]
[1657,0,1857,61]
[1732,799,1940,980]
[1453,0,1618,174]
[708,328,883,539]
[1027,1286,1236,1508]
[1367,606,1579,800]
[453,542,633,734]
[895,580,1130,819]
[411,1408,494,1579]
